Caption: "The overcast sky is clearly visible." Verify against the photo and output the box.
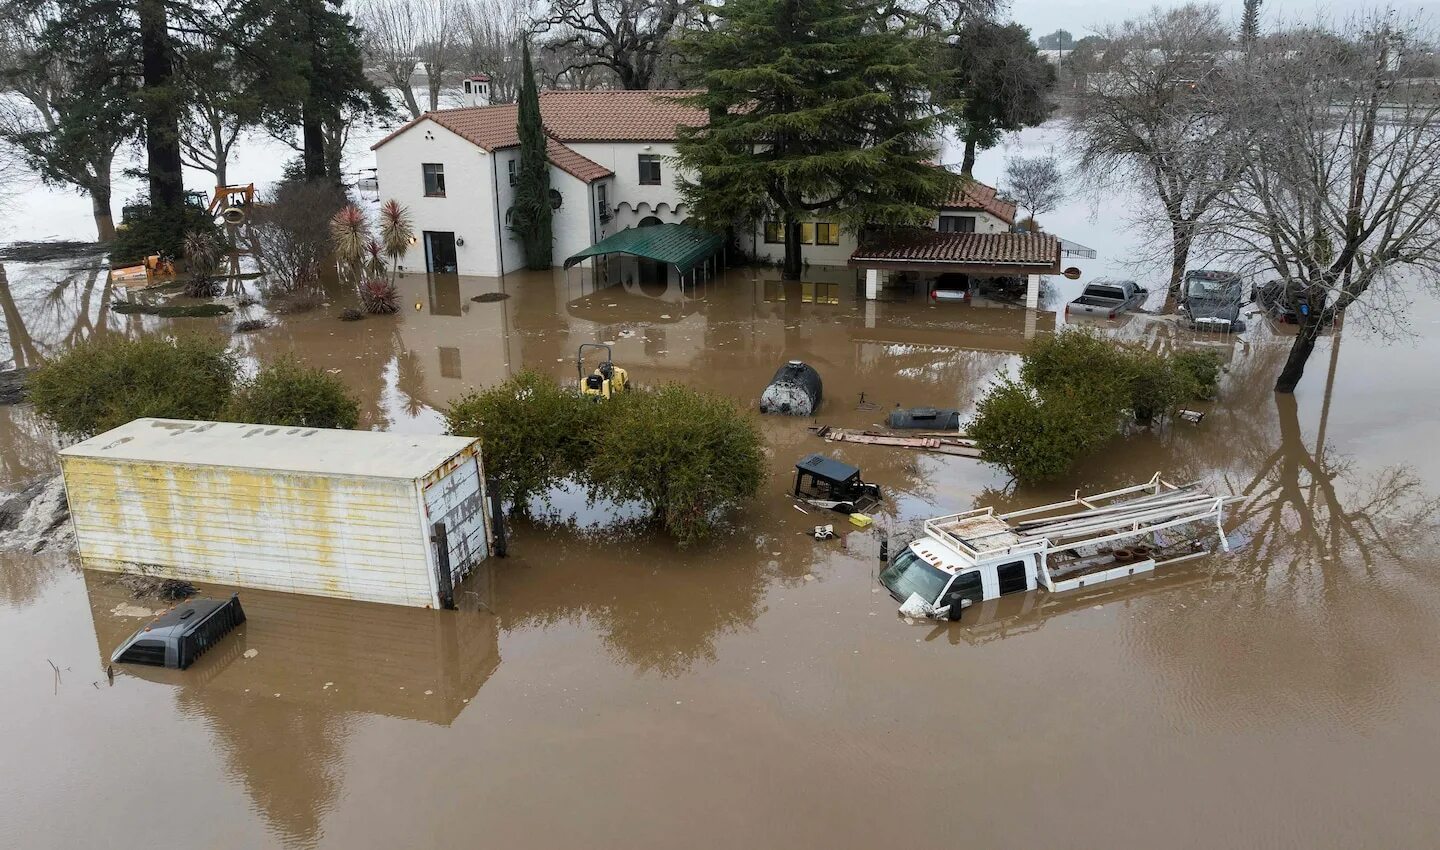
[1009,0,1432,39]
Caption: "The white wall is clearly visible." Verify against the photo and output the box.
[374,119,502,277]
[747,219,860,269]
[930,210,1010,234]
[567,141,688,228]
[551,170,596,265]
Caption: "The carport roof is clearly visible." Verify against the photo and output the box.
[563,224,724,272]
[850,231,1061,274]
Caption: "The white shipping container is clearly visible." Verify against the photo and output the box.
[60,419,492,608]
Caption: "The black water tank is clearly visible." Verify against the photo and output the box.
[887,407,962,430]
[760,360,823,416]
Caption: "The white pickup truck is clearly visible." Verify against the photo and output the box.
[880,475,1235,621]
[1065,280,1148,319]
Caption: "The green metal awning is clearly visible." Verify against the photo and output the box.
[563,223,724,272]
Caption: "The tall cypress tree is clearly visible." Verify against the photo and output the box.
[1240,0,1262,44]
[674,0,957,280]
[511,42,552,270]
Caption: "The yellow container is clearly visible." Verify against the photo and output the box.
[848,512,873,529]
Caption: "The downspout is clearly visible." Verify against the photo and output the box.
[490,149,505,279]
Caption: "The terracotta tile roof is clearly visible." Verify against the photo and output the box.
[543,137,613,184]
[940,179,1017,224]
[371,89,705,153]
[850,231,1060,270]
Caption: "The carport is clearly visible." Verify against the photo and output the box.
[850,231,1062,308]
[563,223,725,286]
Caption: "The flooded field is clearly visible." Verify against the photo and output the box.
[4,243,1440,849]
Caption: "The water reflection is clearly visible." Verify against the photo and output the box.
[83,571,500,847]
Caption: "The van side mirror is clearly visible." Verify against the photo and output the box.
[944,597,972,622]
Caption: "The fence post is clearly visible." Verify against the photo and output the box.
[432,521,455,610]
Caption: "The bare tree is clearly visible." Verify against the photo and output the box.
[1070,4,1244,302]
[178,36,261,187]
[1003,154,1066,227]
[1212,17,1440,392]
[456,0,529,102]
[533,0,697,90]
[358,0,424,117]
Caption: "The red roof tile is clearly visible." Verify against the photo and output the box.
[544,137,612,184]
[941,179,1017,224]
[850,231,1059,270]
[372,89,705,153]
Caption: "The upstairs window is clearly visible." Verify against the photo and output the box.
[423,163,446,197]
[638,154,662,185]
[597,183,610,220]
[938,215,975,233]
[507,159,517,187]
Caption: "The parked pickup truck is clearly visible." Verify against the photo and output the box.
[1180,269,1248,332]
[880,474,1235,621]
[1064,279,1147,318]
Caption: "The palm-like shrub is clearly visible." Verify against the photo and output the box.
[182,230,224,297]
[362,238,387,279]
[358,278,399,314]
[378,199,414,280]
[328,205,369,270]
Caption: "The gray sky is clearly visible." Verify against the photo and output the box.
[1010,0,1432,40]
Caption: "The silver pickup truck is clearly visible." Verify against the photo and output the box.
[1065,279,1148,318]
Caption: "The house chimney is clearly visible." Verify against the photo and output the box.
[463,74,492,108]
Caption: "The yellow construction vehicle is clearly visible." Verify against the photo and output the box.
[577,343,629,400]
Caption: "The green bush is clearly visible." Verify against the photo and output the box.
[28,335,239,438]
[1020,328,1128,398]
[225,356,360,429]
[445,369,599,508]
[970,380,1116,482]
[587,384,765,544]
[1171,349,1224,399]
[1126,349,1193,425]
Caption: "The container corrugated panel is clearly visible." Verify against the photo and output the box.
[60,419,488,608]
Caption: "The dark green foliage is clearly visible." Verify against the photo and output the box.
[587,384,766,545]
[970,380,1115,483]
[942,20,1056,175]
[509,42,552,270]
[28,335,238,437]
[1171,349,1223,399]
[110,201,217,264]
[674,0,956,278]
[225,355,359,429]
[973,329,1221,481]
[445,372,764,542]
[446,370,598,508]
[182,230,224,297]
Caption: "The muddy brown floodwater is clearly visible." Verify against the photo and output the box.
[4,256,1440,849]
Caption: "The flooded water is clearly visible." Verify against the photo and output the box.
[4,246,1440,849]
[6,111,1440,846]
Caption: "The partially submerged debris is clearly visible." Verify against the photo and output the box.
[0,476,71,554]
[887,407,962,430]
[339,307,364,321]
[234,318,268,333]
[472,292,510,303]
[114,573,199,601]
[113,300,232,318]
[760,360,822,416]
[814,425,982,458]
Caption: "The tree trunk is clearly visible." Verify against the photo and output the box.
[138,0,185,214]
[302,104,327,180]
[428,76,442,112]
[91,184,116,243]
[401,81,422,118]
[1166,220,1192,312]
[1274,315,1322,393]
[960,136,977,177]
[782,215,802,280]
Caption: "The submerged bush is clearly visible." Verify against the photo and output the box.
[445,373,763,542]
[587,384,765,544]
[110,201,217,265]
[1171,349,1224,399]
[970,380,1116,482]
[28,335,239,437]
[1126,349,1194,425]
[358,278,399,314]
[446,369,599,508]
[225,356,360,429]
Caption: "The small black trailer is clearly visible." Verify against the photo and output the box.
[793,453,882,514]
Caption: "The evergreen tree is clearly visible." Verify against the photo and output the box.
[510,42,553,270]
[674,0,955,280]
[943,20,1056,176]
[1240,0,1261,44]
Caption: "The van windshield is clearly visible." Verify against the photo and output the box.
[880,550,950,604]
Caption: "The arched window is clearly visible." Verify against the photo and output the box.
[639,216,663,227]
[549,189,562,210]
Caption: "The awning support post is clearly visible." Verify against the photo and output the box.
[1025,274,1041,310]
[864,268,881,300]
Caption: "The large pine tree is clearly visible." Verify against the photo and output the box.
[675,0,956,279]
[510,42,552,270]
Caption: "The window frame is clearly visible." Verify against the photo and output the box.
[637,154,662,185]
[507,158,517,187]
[422,163,447,197]
[814,222,840,246]
[763,221,784,244]
[938,214,976,233]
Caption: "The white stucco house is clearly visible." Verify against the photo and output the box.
[371,84,1056,300]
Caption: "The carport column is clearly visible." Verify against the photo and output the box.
[864,268,881,300]
[1025,274,1041,310]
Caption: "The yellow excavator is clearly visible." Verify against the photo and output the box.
[577,343,629,400]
